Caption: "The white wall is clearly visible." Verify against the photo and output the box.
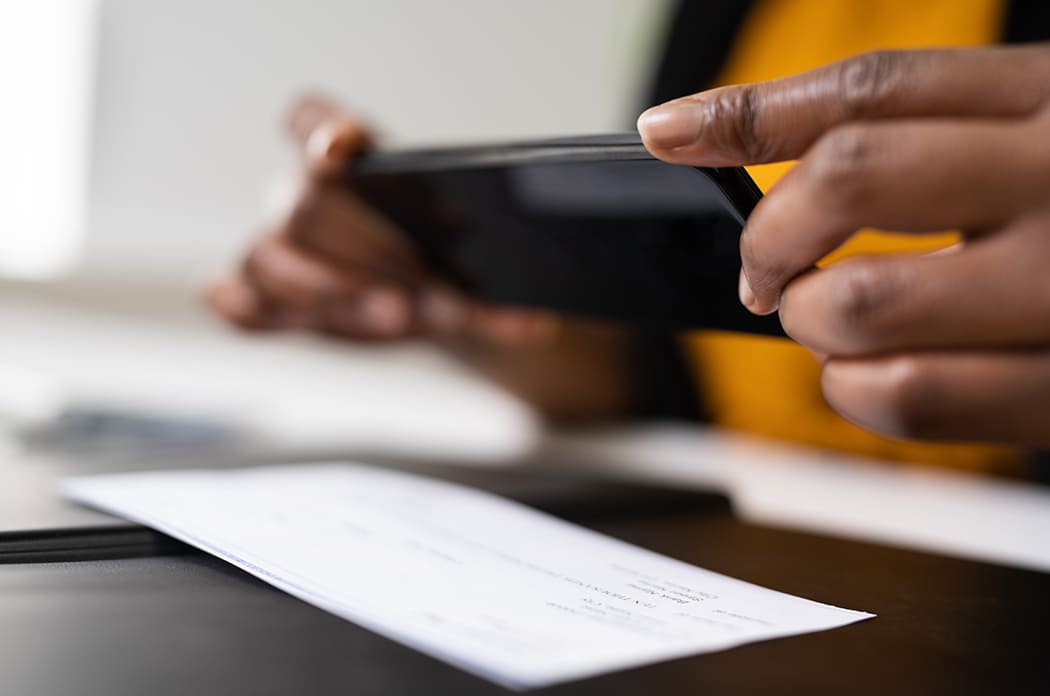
[0,0,97,279]
[80,0,671,286]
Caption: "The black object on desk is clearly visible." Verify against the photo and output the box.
[0,526,190,565]
[0,466,1047,695]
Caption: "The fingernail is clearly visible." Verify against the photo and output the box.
[637,101,703,150]
[359,289,410,336]
[738,270,755,309]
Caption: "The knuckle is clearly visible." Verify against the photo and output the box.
[781,262,897,354]
[703,84,769,162]
[880,357,940,439]
[816,126,876,178]
[826,262,891,347]
[747,262,787,301]
[808,125,880,208]
[837,50,906,118]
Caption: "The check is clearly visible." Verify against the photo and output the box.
[62,464,873,689]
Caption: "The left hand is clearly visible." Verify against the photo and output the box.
[638,45,1050,446]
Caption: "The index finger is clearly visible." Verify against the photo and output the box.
[286,94,373,179]
[637,45,1050,167]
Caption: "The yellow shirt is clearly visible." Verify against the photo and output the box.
[685,0,1021,473]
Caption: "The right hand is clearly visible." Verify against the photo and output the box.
[208,96,553,345]
[638,46,1050,445]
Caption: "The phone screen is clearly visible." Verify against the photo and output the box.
[349,143,784,337]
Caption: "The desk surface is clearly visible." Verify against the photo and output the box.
[1,494,1047,695]
[4,289,1050,573]
[1,291,1047,693]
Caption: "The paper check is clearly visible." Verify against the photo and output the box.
[62,464,873,689]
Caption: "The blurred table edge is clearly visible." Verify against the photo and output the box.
[541,424,1050,574]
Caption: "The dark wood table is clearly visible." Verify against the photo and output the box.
[0,466,1046,695]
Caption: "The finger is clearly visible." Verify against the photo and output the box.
[781,216,1050,355]
[285,94,372,178]
[638,45,1050,165]
[740,116,1050,314]
[207,278,316,332]
[413,285,559,344]
[822,351,1050,447]
[319,285,418,340]
[241,233,376,307]
[240,234,416,339]
[207,278,273,330]
[284,180,423,281]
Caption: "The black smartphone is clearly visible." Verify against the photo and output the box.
[348,133,785,337]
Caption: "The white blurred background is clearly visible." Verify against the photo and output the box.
[0,0,670,462]
[85,0,667,283]
[7,0,669,285]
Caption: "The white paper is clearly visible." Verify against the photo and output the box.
[61,463,873,689]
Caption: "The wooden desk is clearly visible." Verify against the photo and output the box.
[0,470,1046,695]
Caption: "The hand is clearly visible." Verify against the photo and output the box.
[208,96,551,345]
[208,96,632,423]
[638,45,1050,446]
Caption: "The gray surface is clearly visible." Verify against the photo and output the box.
[0,446,124,531]
[0,442,340,532]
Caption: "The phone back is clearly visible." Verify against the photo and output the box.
[350,135,784,337]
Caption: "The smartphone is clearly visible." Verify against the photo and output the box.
[348,133,785,337]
